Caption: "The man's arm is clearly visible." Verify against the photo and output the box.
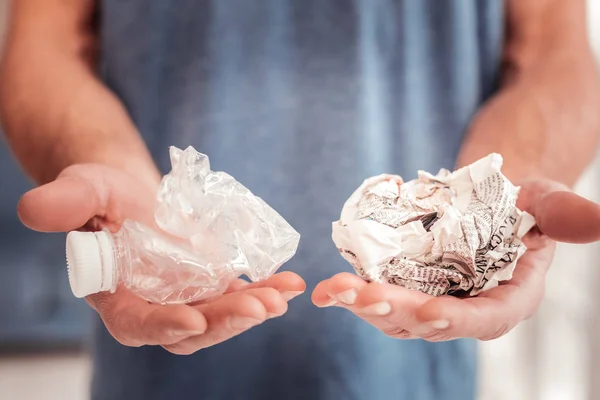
[0,0,160,187]
[457,0,600,187]
[0,0,306,355]
[313,0,600,342]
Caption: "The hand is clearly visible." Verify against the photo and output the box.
[18,164,305,354]
[312,179,600,341]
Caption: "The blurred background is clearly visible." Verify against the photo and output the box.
[0,1,599,400]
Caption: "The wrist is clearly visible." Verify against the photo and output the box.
[494,163,547,186]
[456,149,546,183]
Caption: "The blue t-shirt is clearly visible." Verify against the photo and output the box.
[93,1,504,399]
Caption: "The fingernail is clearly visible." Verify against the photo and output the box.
[281,291,303,301]
[359,302,392,316]
[335,288,357,305]
[318,298,338,308]
[170,329,205,337]
[229,316,262,330]
[428,319,450,330]
[267,312,282,319]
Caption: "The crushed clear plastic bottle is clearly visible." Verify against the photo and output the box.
[65,146,301,304]
[67,221,230,304]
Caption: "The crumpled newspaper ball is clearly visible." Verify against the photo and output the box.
[332,154,536,296]
[155,145,301,282]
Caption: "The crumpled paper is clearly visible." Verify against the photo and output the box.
[156,145,300,283]
[332,154,536,296]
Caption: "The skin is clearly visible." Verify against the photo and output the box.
[312,0,600,341]
[0,0,306,355]
[16,164,306,354]
[0,0,599,352]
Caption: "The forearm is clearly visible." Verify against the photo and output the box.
[0,57,160,187]
[0,0,160,187]
[457,50,600,186]
[457,0,600,187]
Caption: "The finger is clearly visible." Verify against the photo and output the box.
[311,272,367,307]
[208,271,304,305]
[17,164,157,233]
[89,287,207,347]
[236,271,306,300]
[313,274,432,339]
[235,287,289,317]
[18,176,101,232]
[163,288,284,355]
[351,282,432,338]
[224,279,251,293]
[535,191,600,243]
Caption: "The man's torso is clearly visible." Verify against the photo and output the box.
[93,1,503,399]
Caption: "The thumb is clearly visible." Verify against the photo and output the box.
[535,191,600,244]
[18,174,102,232]
[17,164,157,233]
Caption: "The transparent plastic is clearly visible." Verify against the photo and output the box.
[67,221,229,304]
[65,146,300,304]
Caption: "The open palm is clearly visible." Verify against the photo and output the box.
[18,164,305,354]
[312,179,600,341]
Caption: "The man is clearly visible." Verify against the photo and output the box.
[2,0,600,399]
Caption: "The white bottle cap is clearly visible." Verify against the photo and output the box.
[66,231,115,298]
